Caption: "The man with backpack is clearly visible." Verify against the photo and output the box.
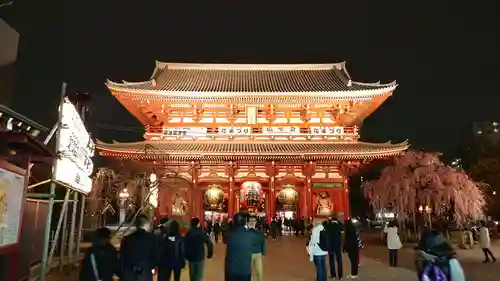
[307,221,329,281]
[79,227,120,281]
[325,216,344,279]
[158,220,186,281]
[120,214,160,281]
[184,217,214,281]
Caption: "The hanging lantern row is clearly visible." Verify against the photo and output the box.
[240,181,263,212]
[204,184,225,210]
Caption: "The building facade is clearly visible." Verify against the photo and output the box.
[97,62,409,222]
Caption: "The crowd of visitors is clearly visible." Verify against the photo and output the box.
[79,212,266,281]
[78,211,493,281]
[307,216,363,280]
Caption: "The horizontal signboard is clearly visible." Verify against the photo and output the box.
[312,182,343,188]
[164,127,207,137]
[218,127,252,135]
[262,126,301,135]
[310,126,344,135]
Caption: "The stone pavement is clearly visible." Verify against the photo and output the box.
[48,236,417,281]
[362,239,500,281]
[198,236,417,281]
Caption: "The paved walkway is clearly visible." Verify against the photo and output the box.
[48,236,418,281]
[362,239,500,281]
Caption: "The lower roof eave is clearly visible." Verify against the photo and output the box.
[98,151,404,160]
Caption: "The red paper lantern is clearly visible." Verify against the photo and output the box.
[240,181,263,212]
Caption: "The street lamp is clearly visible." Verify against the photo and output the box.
[149,173,158,208]
[418,205,432,228]
[118,188,129,224]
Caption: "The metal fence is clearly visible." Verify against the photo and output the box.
[19,200,49,281]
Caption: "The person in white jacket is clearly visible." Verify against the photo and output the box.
[308,222,328,281]
[479,220,496,263]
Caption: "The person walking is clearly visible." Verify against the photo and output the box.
[384,220,402,267]
[326,216,344,279]
[158,220,186,281]
[214,220,221,243]
[79,227,120,281]
[184,217,214,281]
[248,215,266,281]
[225,212,254,281]
[479,220,497,263]
[414,229,466,281]
[343,220,361,279]
[307,222,329,281]
[119,214,160,281]
[270,218,279,240]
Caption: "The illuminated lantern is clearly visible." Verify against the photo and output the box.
[278,184,298,210]
[204,184,224,210]
[240,181,263,212]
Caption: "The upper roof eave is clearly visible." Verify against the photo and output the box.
[153,61,347,71]
[95,139,410,157]
[105,82,398,100]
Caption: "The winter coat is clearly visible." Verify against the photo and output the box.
[184,227,213,262]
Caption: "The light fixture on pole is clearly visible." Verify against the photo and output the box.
[118,188,129,224]
[149,172,158,208]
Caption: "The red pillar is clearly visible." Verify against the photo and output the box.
[226,161,237,219]
[228,179,235,218]
[266,161,278,219]
[269,176,276,219]
[344,179,350,219]
[198,190,205,225]
[302,161,315,219]
[306,176,313,219]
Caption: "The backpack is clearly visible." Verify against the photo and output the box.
[420,264,448,281]
[164,236,183,261]
[318,230,330,251]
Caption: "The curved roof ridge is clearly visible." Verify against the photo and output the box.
[106,79,153,87]
[154,61,345,71]
[148,61,168,80]
[357,140,409,147]
[352,80,397,87]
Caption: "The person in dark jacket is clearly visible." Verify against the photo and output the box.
[158,220,185,281]
[225,212,254,281]
[414,229,465,281]
[79,227,119,281]
[343,219,361,278]
[213,220,221,243]
[248,215,265,281]
[184,217,214,281]
[270,218,279,240]
[120,214,160,281]
[326,216,344,279]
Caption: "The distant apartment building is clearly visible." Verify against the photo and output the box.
[0,18,18,106]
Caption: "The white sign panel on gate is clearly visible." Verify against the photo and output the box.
[164,127,207,137]
[310,126,344,135]
[262,126,301,135]
[218,127,252,135]
[55,98,94,194]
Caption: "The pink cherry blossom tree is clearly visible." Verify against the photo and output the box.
[363,151,486,225]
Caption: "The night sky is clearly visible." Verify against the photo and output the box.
[3,1,499,155]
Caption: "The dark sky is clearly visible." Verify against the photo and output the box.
[4,1,500,154]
